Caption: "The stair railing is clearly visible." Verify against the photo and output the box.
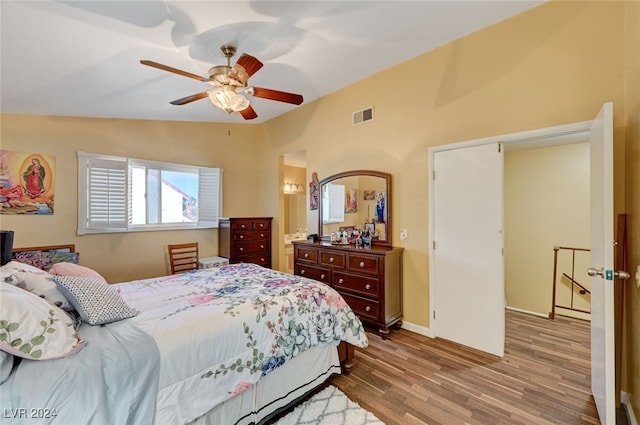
[550,246,590,320]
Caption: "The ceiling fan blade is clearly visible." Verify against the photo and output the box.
[235,54,263,78]
[240,105,258,120]
[252,87,303,105]
[140,60,208,82]
[170,92,208,105]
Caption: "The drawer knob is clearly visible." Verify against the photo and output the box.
[304,253,309,258]
[240,247,244,252]
[365,306,371,312]
[321,274,326,279]
[359,261,365,268]
[241,224,246,228]
[301,270,305,275]
[260,233,265,237]
[365,284,371,290]
[260,245,264,249]
[261,258,265,262]
[339,278,344,284]
[240,235,244,239]
[329,257,334,263]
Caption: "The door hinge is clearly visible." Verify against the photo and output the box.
[498,143,502,153]
[432,170,436,180]
[433,310,436,320]
[433,240,436,250]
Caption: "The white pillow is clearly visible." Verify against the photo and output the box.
[54,276,138,325]
[0,261,72,310]
[0,282,85,360]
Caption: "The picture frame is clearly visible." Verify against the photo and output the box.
[365,223,375,235]
[363,190,376,201]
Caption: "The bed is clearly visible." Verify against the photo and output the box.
[0,245,368,425]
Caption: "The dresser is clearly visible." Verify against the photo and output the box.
[218,217,272,269]
[292,241,403,338]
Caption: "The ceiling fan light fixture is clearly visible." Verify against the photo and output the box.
[208,85,250,114]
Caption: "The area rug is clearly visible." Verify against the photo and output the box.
[274,385,385,425]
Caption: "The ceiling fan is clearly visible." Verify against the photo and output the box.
[140,45,303,120]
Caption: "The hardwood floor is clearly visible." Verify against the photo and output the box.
[331,310,601,425]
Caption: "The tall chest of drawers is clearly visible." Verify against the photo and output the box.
[219,217,272,269]
[292,241,403,338]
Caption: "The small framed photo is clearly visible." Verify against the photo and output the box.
[365,223,375,235]
[363,190,376,201]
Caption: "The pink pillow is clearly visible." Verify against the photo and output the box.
[49,262,107,283]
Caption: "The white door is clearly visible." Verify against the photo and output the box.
[432,143,505,357]
[588,102,616,424]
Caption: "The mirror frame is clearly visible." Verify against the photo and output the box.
[318,170,392,247]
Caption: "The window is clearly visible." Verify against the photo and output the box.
[322,183,345,224]
[77,151,222,235]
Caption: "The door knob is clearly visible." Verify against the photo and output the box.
[587,267,604,277]
[615,270,630,280]
[588,267,630,280]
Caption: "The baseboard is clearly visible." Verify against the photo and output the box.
[400,320,430,337]
[622,391,638,425]
[505,306,548,318]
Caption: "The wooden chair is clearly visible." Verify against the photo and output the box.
[168,242,199,275]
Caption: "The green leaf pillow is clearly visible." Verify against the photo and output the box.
[0,282,85,360]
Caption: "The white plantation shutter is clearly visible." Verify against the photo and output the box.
[198,167,221,227]
[78,151,222,234]
[322,183,345,224]
[77,152,128,234]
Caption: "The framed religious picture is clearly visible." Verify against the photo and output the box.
[0,150,55,215]
[309,172,319,210]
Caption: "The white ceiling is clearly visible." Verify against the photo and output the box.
[1,1,543,125]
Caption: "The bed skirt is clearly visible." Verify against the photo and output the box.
[187,345,340,425]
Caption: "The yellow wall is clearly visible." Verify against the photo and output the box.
[505,143,590,318]
[623,0,640,417]
[0,115,266,282]
[262,1,627,331]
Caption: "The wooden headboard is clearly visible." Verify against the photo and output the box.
[13,244,76,254]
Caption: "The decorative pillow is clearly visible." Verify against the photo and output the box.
[53,276,138,325]
[0,261,72,310]
[0,282,85,360]
[11,251,79,271]
[0,351,13,384]
[49,262,107,283]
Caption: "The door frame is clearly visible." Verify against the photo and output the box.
[428,119,592,339]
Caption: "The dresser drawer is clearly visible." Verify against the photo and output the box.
[240,253,270,267]
[340,293,380,321]
[232,240,268,256]
[295,264,331,284]
[295,246,318,264]
[319,250,346,269]
[333,272,379,298]
[234,230,269,242]
[231,219,271,232]
[347,253,380,275]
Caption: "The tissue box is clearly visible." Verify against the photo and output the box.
[199,256,229,269]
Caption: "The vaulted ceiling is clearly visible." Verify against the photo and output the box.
[1,1,543,124]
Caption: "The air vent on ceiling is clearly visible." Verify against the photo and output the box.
[353,106,374,125]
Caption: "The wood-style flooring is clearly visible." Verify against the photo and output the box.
[331,310,601,425]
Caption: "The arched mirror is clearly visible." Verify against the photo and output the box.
[318,170,392,247]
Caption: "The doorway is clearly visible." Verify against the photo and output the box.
[429,103,618,423]
[282,150,307,273]
[429,119,593,352]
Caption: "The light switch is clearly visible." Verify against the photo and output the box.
[400,229,408,242]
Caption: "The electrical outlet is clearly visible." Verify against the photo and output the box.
[400,229,408,242]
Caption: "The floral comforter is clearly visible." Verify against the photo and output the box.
[118,263,369,425]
